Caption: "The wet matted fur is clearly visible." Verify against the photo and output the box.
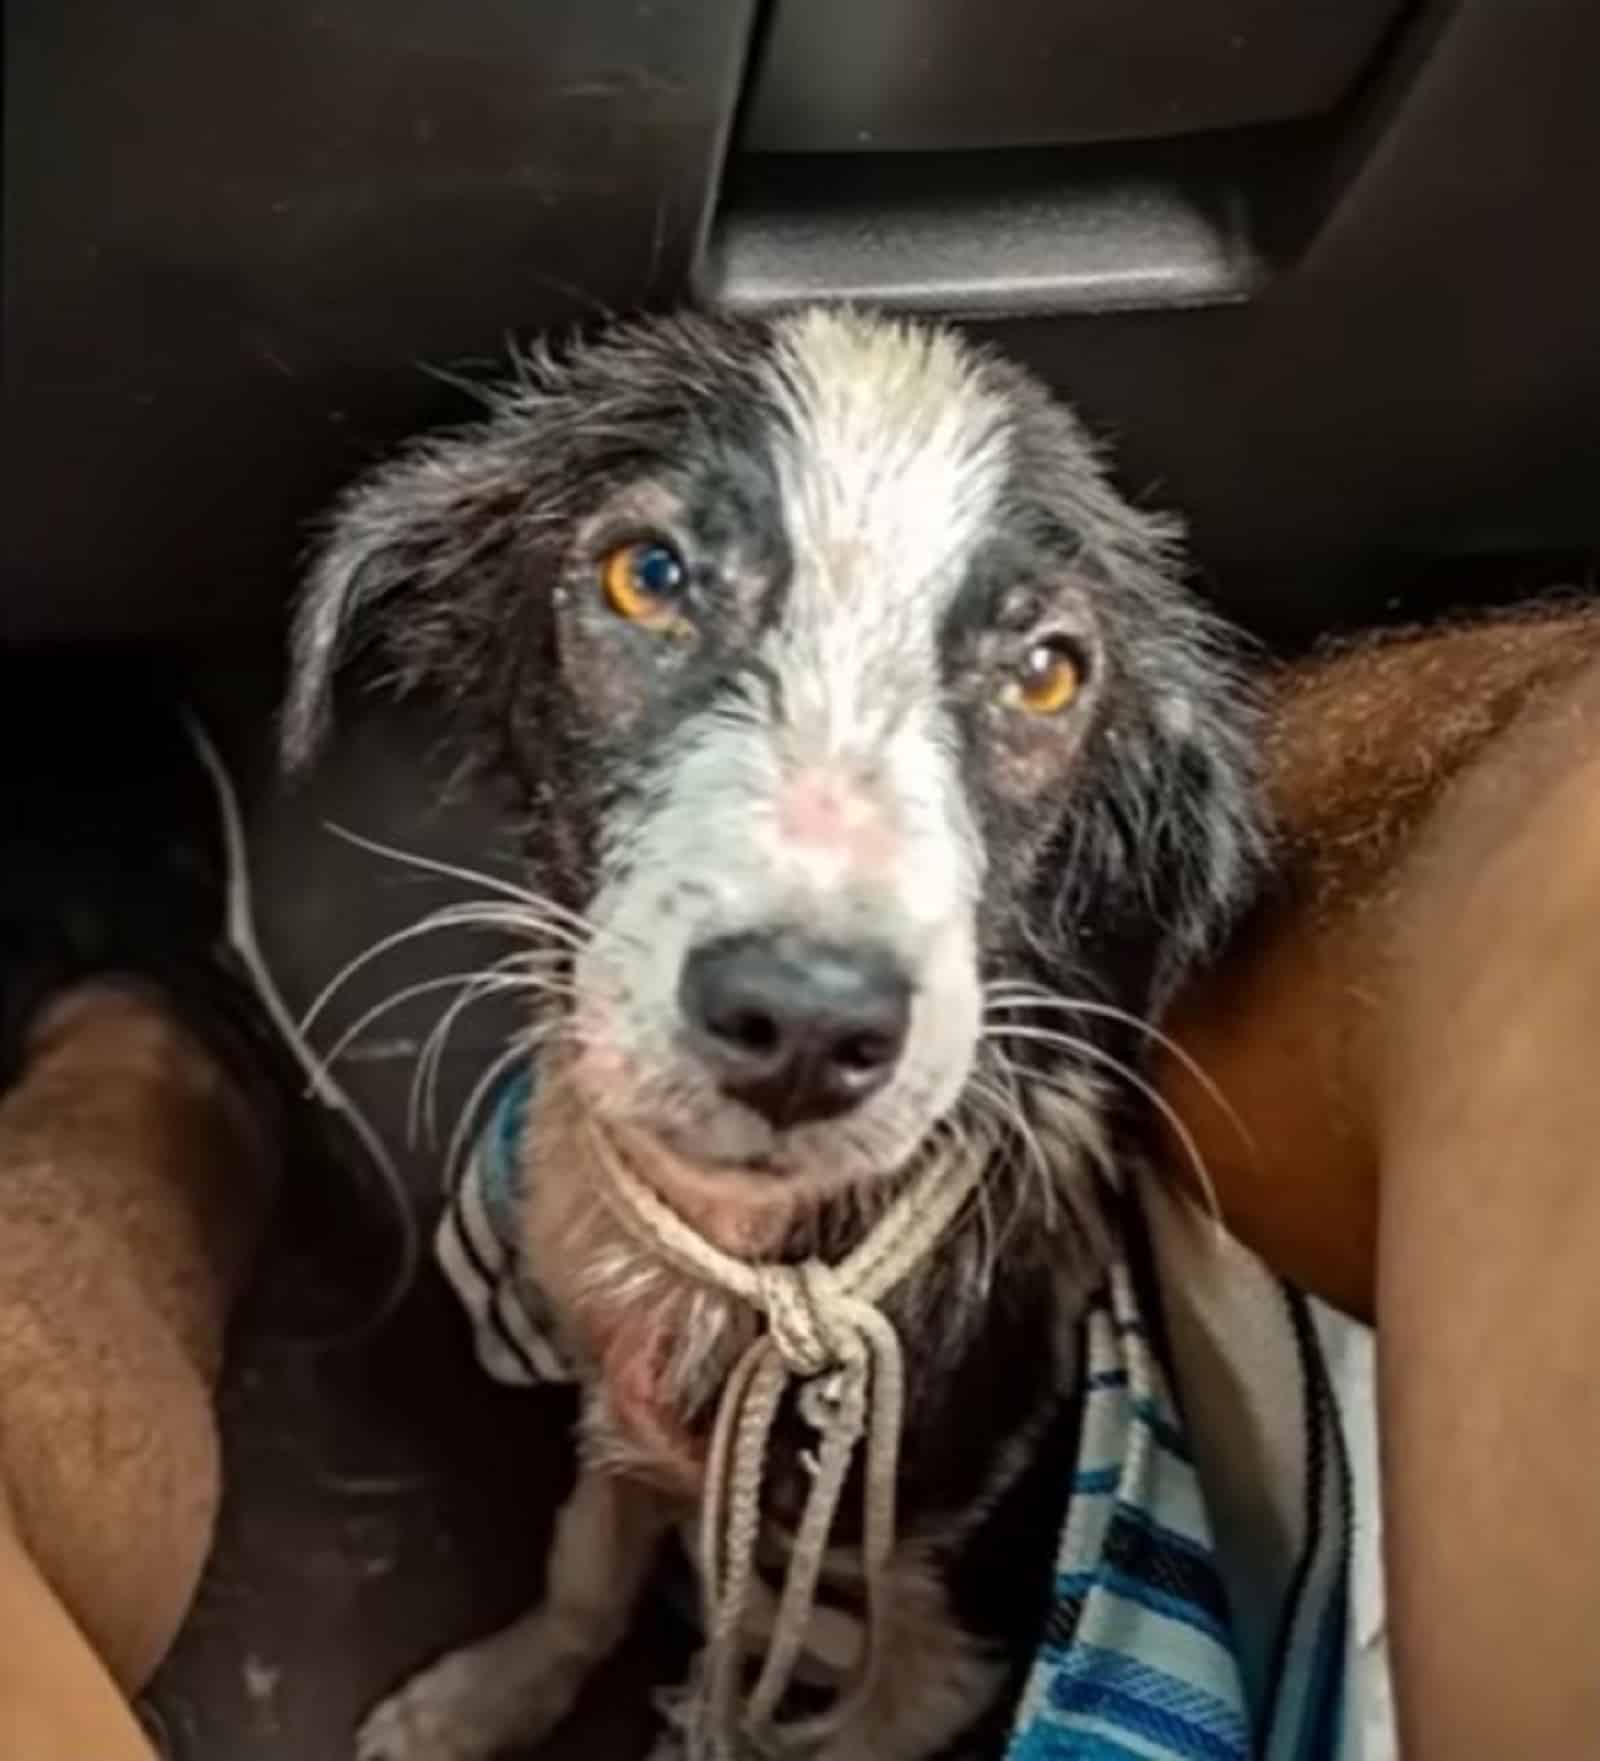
[285,306,1262,1761]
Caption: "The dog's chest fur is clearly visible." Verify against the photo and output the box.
[517,1083,1087,1726]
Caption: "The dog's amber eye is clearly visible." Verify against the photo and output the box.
[600,540,688,630]
[1006,639,1084,717]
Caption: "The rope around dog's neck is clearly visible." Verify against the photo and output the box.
[587,1127,987,1760]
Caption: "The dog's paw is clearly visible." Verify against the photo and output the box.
[355,1651,504,1761]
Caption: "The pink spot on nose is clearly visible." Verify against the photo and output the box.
[776,771,894,871]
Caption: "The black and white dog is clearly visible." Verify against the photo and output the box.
[284,306,1260,1761]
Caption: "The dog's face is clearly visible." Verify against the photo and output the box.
[286,307,1258,1200]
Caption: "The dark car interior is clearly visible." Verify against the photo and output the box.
[5,2,1599,1755]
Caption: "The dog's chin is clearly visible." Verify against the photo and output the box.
[566,1040,966,1250]
[592,1122,808,1257]
[599,1110,934,1259]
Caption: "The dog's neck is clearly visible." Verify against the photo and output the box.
[518,1065,1096,1518]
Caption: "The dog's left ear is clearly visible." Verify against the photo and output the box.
[281,421,538,772]
[1140,656,1265,1004]
[1049,607,1264,1019]
[1013,385,1266,1008]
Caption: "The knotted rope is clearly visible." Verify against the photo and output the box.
[584,1121,988,1760]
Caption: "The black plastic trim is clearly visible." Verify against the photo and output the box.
[1,0,762,642]
[699,139,1270,320]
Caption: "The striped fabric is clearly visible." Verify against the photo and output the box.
[439,1071,1357,1761]
[1005,1244,1350,1761]
[435,1064,574,1387]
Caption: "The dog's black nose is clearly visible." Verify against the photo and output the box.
[679,932,911,1129]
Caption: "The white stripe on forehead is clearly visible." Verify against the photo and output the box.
[761,308,1011,619]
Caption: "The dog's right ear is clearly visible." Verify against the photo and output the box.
[280,424,532,773]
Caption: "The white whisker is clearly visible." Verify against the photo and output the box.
[946,1101,999,1293]
[415,965,577,1141]
[318,954,568,1071]
[411,966,569,1148]
[984,984,1257,1167]
[962,1069,1057,1242]
[984,1021,1224,1226]
[299,900,582,1037]
[443,1021,568,1188]
[323,822,596,934]
[410,976,572,1150]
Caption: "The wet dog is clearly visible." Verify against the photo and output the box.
[284,307,1261,1760]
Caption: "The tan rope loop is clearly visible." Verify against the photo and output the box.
[757,1260,853,1380]
[585,1121,990,1760]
